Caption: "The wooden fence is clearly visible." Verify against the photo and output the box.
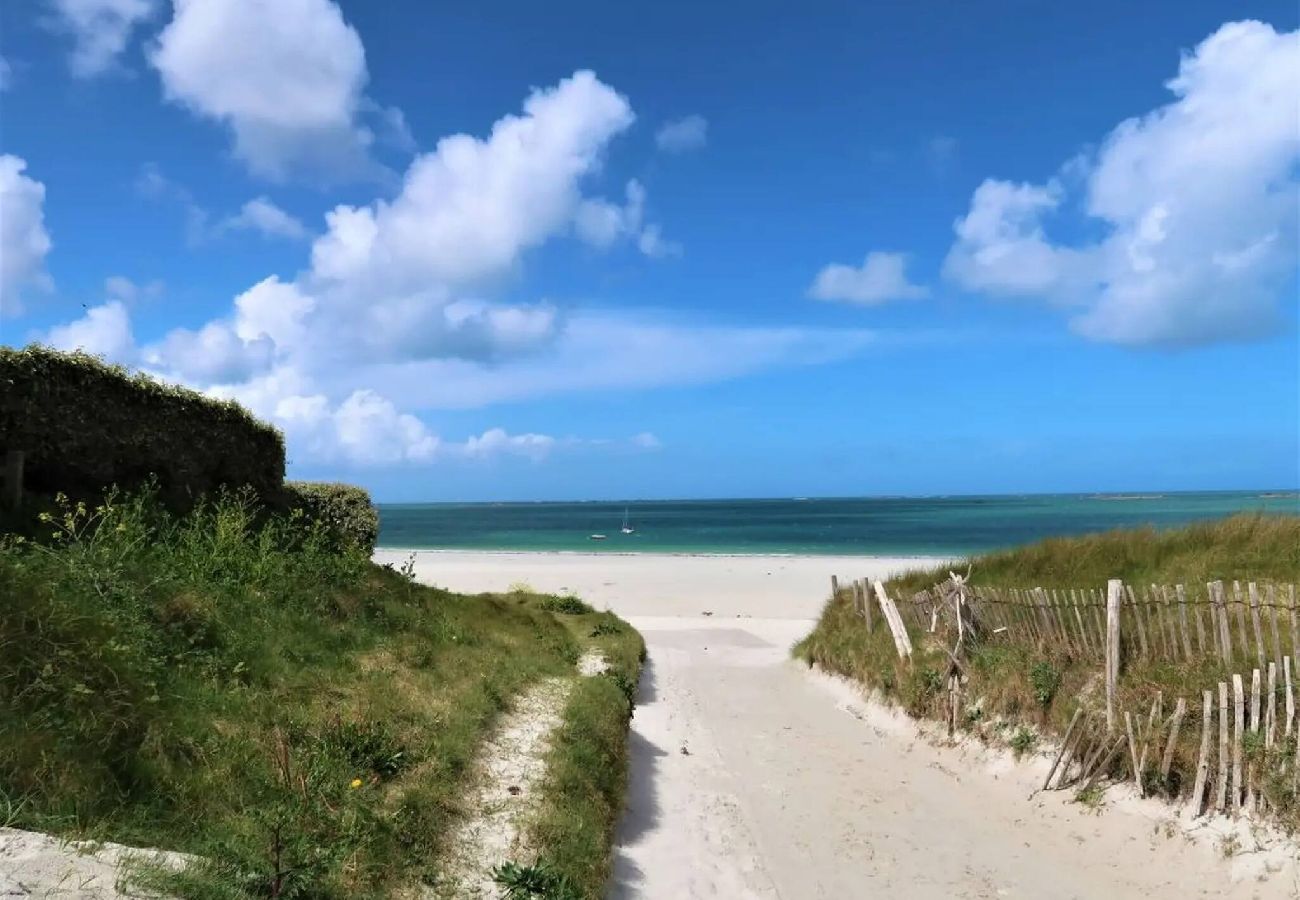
[834,574,1300,820]
[843,577,1300,669]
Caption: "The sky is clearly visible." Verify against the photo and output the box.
[1,0,1297,502]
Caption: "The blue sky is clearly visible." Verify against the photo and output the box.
[1,0,1297,501]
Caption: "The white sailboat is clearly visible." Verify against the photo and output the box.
[621,507,635,534]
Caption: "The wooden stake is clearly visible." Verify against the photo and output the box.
[1106,579,1123,731]
[1234,582,1250,665]
[1171,584,1193,661]
[1232,673,1245,816]
[1043,708,1085,791]
[1191,690,1213,817]
[1160,697,1188,782]
[1268,583,1283,669]
[873,580,912,659]
[1266,661,1277,749]
[1216,681,1229,814]
[1125,712,1142,789]
[1210,581,1232,666]
[1184,583,1207,655]
[1128,584,1150,660]
[1285,655,1295,739]
[1249,583,1267,670]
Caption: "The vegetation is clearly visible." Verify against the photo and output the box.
[1,345,285,508]
[885,513,1300,595]
[0,487,641,898]
[280,481,380,554]
[795,514,1300,827]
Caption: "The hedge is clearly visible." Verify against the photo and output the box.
[0,345,285,507]
[281,481,380,554]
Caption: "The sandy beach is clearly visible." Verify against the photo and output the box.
[374,548,1299,899]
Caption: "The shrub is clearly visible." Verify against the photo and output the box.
[540,595,594,615]
[280,482,379,555]
[1029,661,1061,707]
[0,346,284,508]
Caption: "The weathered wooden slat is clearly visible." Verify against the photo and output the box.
[1266,661,1277,749]
[1081,735,1129,795]
[1233,582,1251,664]
[1216,681,1230,814]
[1070,589,1091,655]
[1160,697,1188,782]
[1210,581,1232,665]
[1125,711,1141,789]
[873,580,913,659]
[1151,585,1173,660]
[1091,589,1107,654]
[1172,584,1193,661]
[1191,689,1213,817]
[1290,585,1299,662]
[1232,673,1245,816]
[1249,668,1262,813]
[1106,580,1123,731]
[1249,583,1267,670]
[1286,655,1296,739]
[1043,707,1085,791]
[1187,583,1208,655]
[1128,584,1150,660]
[1268,583,1283,669]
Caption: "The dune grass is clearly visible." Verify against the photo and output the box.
[796,513,1300,827]
[886,512,1300,595]
[1,488,640,898]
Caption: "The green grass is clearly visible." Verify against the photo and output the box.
[887,513,1300,595]
[795,513,1300,827]
[0,488,642,898]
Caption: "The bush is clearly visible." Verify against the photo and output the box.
[540,595,595,615]
[281,482,379,555]
[0,346,284,508]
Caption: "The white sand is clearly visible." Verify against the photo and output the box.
[381,549,1300,899]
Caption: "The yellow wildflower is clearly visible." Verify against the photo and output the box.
[350,778,363,789]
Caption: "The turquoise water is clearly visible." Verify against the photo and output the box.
[377,491,1299,556]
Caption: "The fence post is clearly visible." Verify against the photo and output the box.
[873,580,913,660]
[1106,578,1123,731]
[2,450,23,510]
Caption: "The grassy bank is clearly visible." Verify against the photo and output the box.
[1,489,640,898]
[888,513,1300,594]
[796,513,1300,826]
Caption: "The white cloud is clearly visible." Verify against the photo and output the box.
[105,274,164,302]
[944,20,1300,347]
[0,155,53,315]
[149,0,373,180]
[574,179,678,257]
[809,251,928,305]
[310,70,634,292]
[637,225,681,259]
[222,197,308,240]
[45,300,135,360]
[575,180,645,248]
[461,428,555,461]
[631,431,663,450]
[655,114,708,153]
[0,55,11,90]
[47,0,157,77]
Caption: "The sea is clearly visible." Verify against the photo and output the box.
[376,491,1299,557]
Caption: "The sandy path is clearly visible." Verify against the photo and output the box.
[380,550,1298,899]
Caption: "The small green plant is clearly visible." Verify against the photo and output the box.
[320,719,412,781]
[493,860,582,899]
[1075,784,1106,812]
[540,595,594,615]
[1219,834,1241,858]
[963,702,984,726]
[508,581,535,595]
[589,619,622,637]
[1008,725,1037,757]
[1028,661,1061,707]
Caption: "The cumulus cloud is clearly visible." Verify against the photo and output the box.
[0,155,53,315]
[574,179,678,257]
[655,114,708,153]
[461,428,555,461]
[222,197,308,240]
[310,70,634,293]
[46,0,157,77]
[45,300,136,360]
[809,252,928,305]
[944,20,1300,347]
[149,0,374,180]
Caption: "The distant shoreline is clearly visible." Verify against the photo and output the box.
[374,547,954,561]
